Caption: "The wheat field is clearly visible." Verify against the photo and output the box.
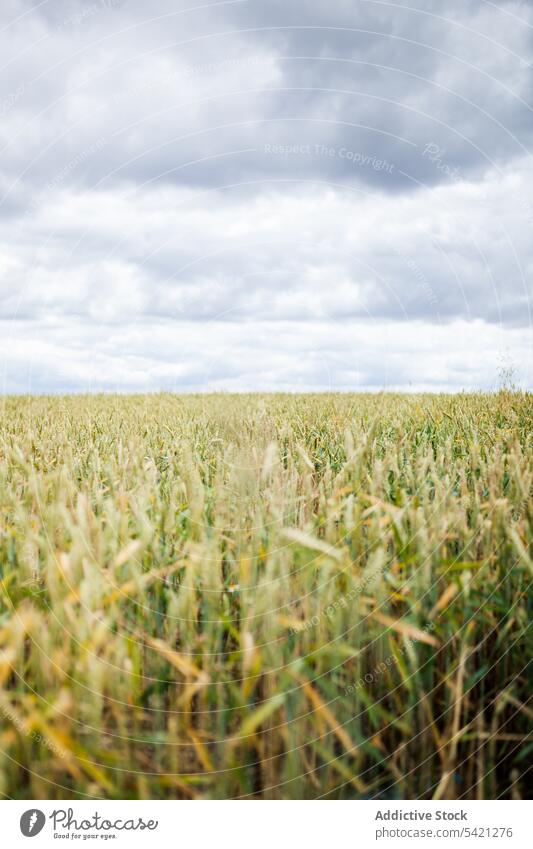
[0,392,531,799]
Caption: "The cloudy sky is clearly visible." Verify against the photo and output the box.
[1,0,532,393]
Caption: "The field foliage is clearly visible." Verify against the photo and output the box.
[0,392,531,799]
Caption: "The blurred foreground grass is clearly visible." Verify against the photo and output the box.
[0,392,531,799]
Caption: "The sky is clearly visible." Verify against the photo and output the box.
[0,0,532,393]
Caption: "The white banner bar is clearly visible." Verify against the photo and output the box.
[2,800,530,848]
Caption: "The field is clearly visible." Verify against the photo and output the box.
[0,392,531,800]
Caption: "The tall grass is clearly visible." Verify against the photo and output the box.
[0,392,531,799]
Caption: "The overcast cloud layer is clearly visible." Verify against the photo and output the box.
[1,0,532,392]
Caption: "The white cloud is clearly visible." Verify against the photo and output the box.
[0,0,532,392]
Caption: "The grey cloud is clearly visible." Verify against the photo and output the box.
[0,0,532,392]
[2,0,533,199]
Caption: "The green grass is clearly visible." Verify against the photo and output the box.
[0,392,531,799]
